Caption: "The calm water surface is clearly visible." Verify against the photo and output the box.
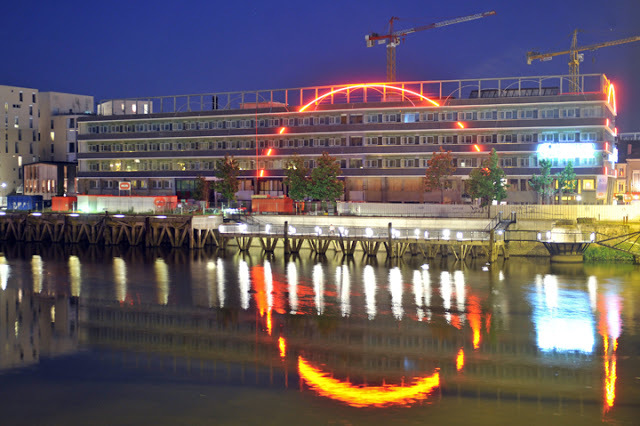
[0,243,639,425]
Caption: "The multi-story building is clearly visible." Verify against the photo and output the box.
[0,85,40,199]
[76,74,619,204]
[0,86,93,206]
[39,91,94,163]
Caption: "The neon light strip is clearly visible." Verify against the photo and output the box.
[299,83,440,112]
[298,356,439,407]
[607,83,617,115]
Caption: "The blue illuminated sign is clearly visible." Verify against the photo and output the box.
[537,143,595,160]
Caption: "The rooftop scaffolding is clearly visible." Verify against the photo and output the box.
[97,74,610,116]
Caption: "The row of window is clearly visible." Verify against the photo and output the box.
[83,131,604,153]
[89,179,173,190]
[83,105,606,135]
[83,154,600,173]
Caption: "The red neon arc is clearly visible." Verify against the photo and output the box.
[607,83,617,115]
[299,83,440,112]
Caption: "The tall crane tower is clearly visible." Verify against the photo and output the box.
[527,30,640,93]
[365,11,496,82]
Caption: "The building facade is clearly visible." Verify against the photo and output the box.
[76,74,618,204]
[0,85,40,198]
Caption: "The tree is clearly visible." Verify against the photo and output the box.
[308,152,344,204]
[467,149,508,207]
[556,161,578,204]
[192,175,209,202]
[424,148,457,203]
[529,159,555,204]
[213,154,240,203]
[283,155,310,201]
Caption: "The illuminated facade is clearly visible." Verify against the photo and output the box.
[0,85,40,199]
[0,86,92,206]
[76,74,617,204]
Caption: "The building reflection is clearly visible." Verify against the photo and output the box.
[0,243,634,412]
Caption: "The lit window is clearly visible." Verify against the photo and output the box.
[582,179,595,191]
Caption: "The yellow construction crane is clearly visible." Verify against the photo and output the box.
[527,30,640,92]
[365,11,496,82]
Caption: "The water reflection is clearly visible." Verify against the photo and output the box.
[531,274,595,353]
[113,257,127,303]
[0,243,637,421]
[0,255,9,290]
[68,255,81,297]
[154,258,169,305]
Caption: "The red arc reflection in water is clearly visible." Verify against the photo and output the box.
[298,356,440,407]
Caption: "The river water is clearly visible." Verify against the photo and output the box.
[0,242,638,425]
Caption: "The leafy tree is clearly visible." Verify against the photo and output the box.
[529,159,555,204]
[424,148,457,203]
[192,175,209,201]
[213,154,240,202]
[467,149,508,207]
[283,155,310,201]
[308,152,344,204]
[556,161,578,204]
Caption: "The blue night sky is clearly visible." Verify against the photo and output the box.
[1,0,639,129]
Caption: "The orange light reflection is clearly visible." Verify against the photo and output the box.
[298,357,439,407]
[457,121,465,129]
[266,148,273,156]
[603,336,618,411]
[299,83,439,112]
[278,127,286,134]
[456,348,464,371]
[474,144,481,152]
[468,295,482,350]
[278,337,286,358]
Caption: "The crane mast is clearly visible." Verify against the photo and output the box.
[366,11,496,82]
[527,30,640,92]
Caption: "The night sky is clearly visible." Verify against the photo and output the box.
[1,0,639,129]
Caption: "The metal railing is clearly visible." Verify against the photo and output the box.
[218,222,492,242]
[95,74,607,116]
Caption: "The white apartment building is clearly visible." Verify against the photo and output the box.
[0,86,93,205]
[0,85,39,198]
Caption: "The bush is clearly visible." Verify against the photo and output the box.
[584,245,634,263]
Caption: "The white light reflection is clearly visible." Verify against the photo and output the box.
[440,271,452,324]
[363,265,377,320]
[287,261,298,314]
[531,274,595,353]
[313,264,324,315]
[543,275,558,309]
[206,260,217,308]
[264,260,273,312]
[154,258,169,305]
[412,270,424,321]
[238,259,250,310]
[336,266,351,317]
[0,256,9,291]
[68,255,81,297]
[454,271,465,321]
[389,267,404,320]
[422,269,431,321]
[606,294,621,340]
[217,258,225,308]
[587,276,597,311]
[32,255,43,294]
[113,257,126,302]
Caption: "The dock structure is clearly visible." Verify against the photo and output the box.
[217,221,507,260]
[0,211,510,260]
[0,212,223,249]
